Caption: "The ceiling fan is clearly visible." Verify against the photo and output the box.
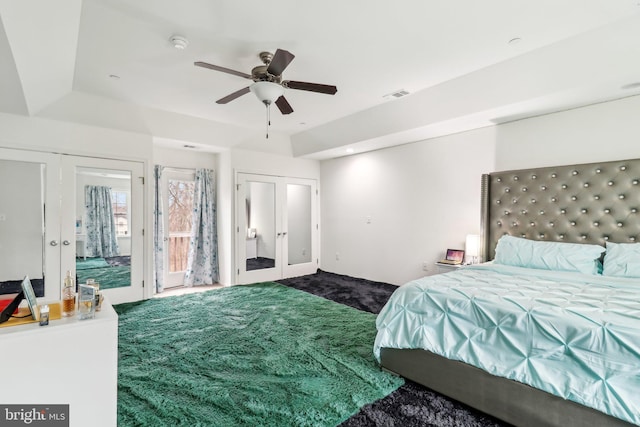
[194,49,337,115]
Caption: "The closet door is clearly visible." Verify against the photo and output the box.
[61,156,144,304]
[237,173,282,283]
[0,148,61,301]
[236,173,318,284]
[282,178,318,279]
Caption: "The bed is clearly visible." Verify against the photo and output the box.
[376,158,640,427]
[76,256,131,289]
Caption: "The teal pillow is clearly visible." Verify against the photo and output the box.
[603,242,640,278]
[494,235,605,275]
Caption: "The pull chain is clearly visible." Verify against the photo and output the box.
[265,103,272,139]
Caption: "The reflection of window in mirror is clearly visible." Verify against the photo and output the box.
[111,190,129,236]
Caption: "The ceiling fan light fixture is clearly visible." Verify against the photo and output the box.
[250,81,284,105]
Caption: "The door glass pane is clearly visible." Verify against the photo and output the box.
[287,184,312,265]
[0,159,46,297]
[246,181,276,271]
[75,167,132,289]
[168,179,195,274]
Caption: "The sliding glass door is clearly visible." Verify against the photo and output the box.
[236,173,317,284]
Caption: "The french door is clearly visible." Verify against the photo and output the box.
[236,173,318,284]
[61,156,144,304]
[0,148,144,304]
[162,168,196,289]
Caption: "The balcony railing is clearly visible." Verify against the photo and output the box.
[169,235,190,273]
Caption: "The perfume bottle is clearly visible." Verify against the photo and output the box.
[62,270,76,317]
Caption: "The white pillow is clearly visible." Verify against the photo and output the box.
[602,242,640,278]
[494,235,605,275]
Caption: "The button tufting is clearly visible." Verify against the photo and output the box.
[549,221,554,227]
[551,197,557,202]
[505,188,510,193]
[530,222,535,226]
[594,195,600,200]
[604,236,609,240]
[581,209,587,213]
[562,184,568,189]
[571,196,577,201]
[621,166,627,171]
[531,175,537,179]
[570,221,576,226]
[514,176,519,181]
[541,185,547,190]
[581,235,587,239]
[631,237,637,242]
[522,187,527,192]
[497,221,502,226]
[560,209,566,214]
[539,234,545,239]
[496,200,501,204]
[608,181,614,186]
[531,199,536,204]
[559,234,565,239]
[618,222,623,227]
[632,208,638,213]
[551,173,557,178]
[633,180,639,185]
[593,221,599,227]
[497,178,502,182]
[539,210,545,215]
[619,194,625,199]
[572,171,579,175]
[596,169,601,174]
[604,209,611,214]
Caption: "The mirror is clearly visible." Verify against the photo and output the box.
[245,181,276,271]
[287,183,312,265]
[75,167,132,289]
[0,159,46,297]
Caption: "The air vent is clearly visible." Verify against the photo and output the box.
[383,89,410,100]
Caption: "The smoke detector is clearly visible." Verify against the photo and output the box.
[170,35,189,50]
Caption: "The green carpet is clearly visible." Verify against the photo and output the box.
[114,282,403,426]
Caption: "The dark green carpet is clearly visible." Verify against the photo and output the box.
[114,282,404,426]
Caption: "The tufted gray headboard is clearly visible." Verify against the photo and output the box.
[480,158,640,261]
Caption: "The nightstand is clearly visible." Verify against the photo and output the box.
[435,262,464,274]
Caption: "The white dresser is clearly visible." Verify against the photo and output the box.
[0,299,118,427]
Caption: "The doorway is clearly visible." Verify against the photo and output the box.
[162,169,196,289]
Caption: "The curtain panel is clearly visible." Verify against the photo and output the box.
[84,185,120,258]
[153,165,165,293]
[184,168,219,286]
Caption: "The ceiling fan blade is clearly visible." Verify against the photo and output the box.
[266,49,295,76]
[275,96,294,115]
[216,86,251,104]
[195,61,252,79]
[284,80,337,95]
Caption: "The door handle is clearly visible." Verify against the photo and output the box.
[282,232,287,236]
[62,240,71,246]
[277,232,282,237]
[50,240,59,246]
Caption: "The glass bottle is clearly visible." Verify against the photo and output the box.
[62,270,76,317]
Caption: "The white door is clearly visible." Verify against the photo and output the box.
[0,148,61,302]
[162,169,196,289]
[61,155,144,304]
[236,173,317,284]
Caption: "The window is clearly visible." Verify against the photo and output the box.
[111,190,129,236]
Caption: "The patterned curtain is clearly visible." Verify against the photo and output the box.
[184,168,218,286]
[153,165,165,293]
[85,185,120,258]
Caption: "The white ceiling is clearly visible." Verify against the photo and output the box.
[1,0,640,159]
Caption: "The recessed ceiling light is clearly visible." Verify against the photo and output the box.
[170,35,189,50]
[621,82,640,90]
[508,37,522,45]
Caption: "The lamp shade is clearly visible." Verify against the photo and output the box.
[465,234,480,264]
[250,81,284,105]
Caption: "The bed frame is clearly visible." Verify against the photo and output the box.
[381,157,640,427]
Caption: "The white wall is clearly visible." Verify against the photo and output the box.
[320,127,497,285]
[495,95,640,170]
[318,94,640,286]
